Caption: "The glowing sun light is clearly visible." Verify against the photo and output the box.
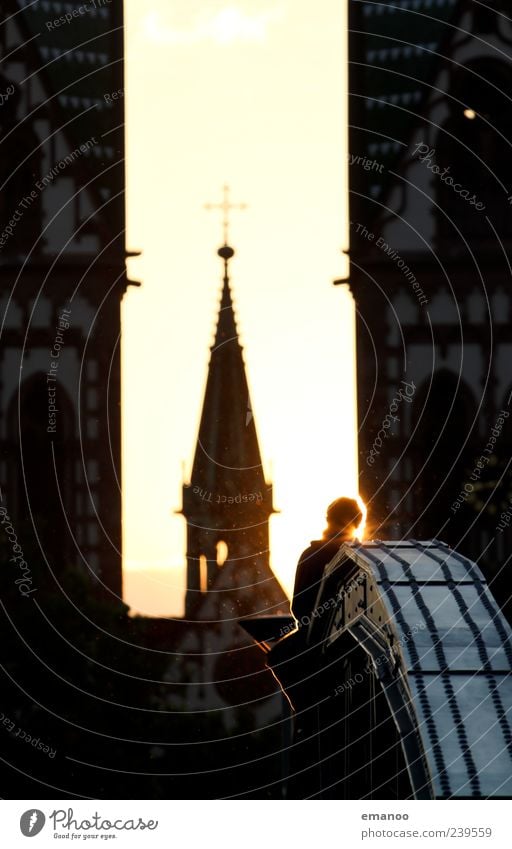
[143,7,279,46]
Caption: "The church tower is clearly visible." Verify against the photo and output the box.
[0,1,129,599]
[180,214,288,623]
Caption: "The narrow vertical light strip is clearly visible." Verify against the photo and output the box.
[122,0,356,615]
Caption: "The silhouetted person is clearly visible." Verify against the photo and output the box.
[270,497,364,796]
[292,497,363,624]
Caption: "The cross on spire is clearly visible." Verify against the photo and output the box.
[205,184,247,246]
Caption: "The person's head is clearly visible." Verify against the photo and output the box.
[323,497,363,541]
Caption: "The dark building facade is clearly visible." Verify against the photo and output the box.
[345,0,512,608]
[0,0,130,597]
[0,4,290,800]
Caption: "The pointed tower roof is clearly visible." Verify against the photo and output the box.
[186,243,272,512]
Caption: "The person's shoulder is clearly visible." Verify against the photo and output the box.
[298,540,324,559]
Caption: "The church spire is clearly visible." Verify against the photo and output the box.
[187,239,270,497]
[205,185,247,352]
[204,183,247,248]
[180,197,285,618]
